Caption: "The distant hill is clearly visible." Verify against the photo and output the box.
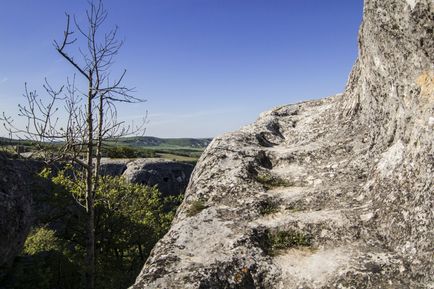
[0,136,213,162]
[0,136,213,149]
[112,137,213,149]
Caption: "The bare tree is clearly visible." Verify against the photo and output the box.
[1,1,145,288]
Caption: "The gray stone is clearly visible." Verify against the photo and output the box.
[131,0,433,288]
[99,158,194,196]
[99,158,129,176]
[101,158,193,196]
[122,159,194,197]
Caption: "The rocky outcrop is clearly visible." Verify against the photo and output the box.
[122,159,194,197]
[0,154,35,270]
[131,0,433,288]
[100,158,194,196]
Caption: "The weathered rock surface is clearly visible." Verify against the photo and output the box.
[131,0,433,288]
[100,158,194,196]
[0,154,35,270]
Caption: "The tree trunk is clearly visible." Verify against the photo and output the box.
[85,78,95,289]
[138,243,144,261]
[94,93,103,186]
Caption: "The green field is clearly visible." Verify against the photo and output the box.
[112,136,212,148]
[103,137,212,163]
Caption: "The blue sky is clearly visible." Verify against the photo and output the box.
[0,0,363,138]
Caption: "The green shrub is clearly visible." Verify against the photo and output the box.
[103,146,155,158]
[23,228,61,255]
[4,227,81,289]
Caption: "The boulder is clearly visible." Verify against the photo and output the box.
[122,159,194,197]
[99,158,129,176]
[100,158,194,196]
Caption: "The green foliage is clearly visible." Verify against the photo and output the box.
[6,253,81,289]
[53,169,182,288]
[4,167,182,289]
[23,228,61,255]
[187,200,207,217]
[102,146,155,158]
[256,172,292,190]
[262,230,312,256]
[4,227,80,289]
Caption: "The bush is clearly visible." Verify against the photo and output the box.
[52,169,182,288]
[23,227,61,255]
[103,146,155,158]
[3,167,182,289]
[4,227,80,289]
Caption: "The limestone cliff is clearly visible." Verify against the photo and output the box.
[0,155,36,270]
[131,0,433,288]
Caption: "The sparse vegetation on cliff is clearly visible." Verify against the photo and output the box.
[258,199,280,215]
[187,200,207,217]
[256,172,292,190]
[262,230,312,256]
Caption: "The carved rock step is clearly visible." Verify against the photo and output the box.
[273,244,406,289]
[251,208,360,247]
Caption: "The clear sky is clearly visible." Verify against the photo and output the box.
[0,0,363,138]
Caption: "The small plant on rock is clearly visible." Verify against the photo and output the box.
[262,229,312,256]
[187,200,207,217]
[259,199,280,215]
[256,172,291,190]
[285,202,303,213]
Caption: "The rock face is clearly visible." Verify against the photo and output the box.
[0,154,34,270]
[100,158,194,196]
[131,0,433,288]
